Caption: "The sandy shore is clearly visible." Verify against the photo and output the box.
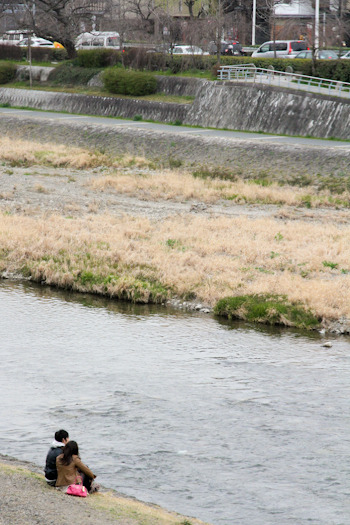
[0,455,209,525]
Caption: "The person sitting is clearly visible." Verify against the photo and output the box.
[44,429,69,486]
[56,440,99,493]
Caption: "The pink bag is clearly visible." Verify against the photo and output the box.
[66,477,88,497]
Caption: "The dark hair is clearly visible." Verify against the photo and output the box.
[55,429,69,443]
[60,440,79,466]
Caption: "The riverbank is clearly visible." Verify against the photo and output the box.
[0,455,208,525]
[0,129,350,333]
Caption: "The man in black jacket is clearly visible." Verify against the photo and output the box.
[44,429,69,486]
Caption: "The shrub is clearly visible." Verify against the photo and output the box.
[75,49,121,68]
[0,62,17,84]
[48,63,101,85]
[103,68,157,96]
[193,166,236,181]
[123,47,149,69]
[28,47,67,62]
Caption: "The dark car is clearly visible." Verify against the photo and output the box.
[208,40,244,56]
[221,42,244,56]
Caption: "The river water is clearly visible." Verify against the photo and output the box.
[1,280,350,525]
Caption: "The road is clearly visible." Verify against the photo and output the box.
[1,107,350,150]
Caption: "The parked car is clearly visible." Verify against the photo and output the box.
[252,40,307,58]
[0,29,31,46]
[171,45,209,55]
[222,41,243,56]
[293,49,339,59]
[208,40,244,56]
[17,37,56,48]
[340,50,350,59]
[75,31,120,50]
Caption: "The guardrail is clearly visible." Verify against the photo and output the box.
[217,64,350,99]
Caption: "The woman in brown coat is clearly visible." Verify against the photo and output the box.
[56,440,98,493]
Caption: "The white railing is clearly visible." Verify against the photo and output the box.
[217,64,350,99]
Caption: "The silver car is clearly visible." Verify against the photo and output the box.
[252,40,307,58]
[293,50,339,59]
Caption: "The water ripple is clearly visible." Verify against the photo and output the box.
[1,280,350,525]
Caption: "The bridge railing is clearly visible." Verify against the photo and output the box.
[217,64,350,99]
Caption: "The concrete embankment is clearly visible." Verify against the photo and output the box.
[0,112,349,181]
[0,86,189,123]
[3,71,350,139]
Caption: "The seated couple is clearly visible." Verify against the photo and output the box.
[44,429,99,494]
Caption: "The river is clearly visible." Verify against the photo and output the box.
[1,280,350,525]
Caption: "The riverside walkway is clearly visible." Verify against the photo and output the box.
[1,106,350,150]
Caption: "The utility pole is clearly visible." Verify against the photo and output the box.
[314,0,320,51]
[252,0,256,45]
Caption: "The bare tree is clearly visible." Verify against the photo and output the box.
[125,0,158,33]
[184,0,206,18]
[155,10,182,51]
[22,0,108,58]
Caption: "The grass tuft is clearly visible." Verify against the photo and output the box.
[214,294,320,329]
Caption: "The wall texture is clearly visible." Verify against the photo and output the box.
[185,81,350,139]
[4,73,350,139]
[0,86,188,123]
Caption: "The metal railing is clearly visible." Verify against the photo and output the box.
[217,64,350,99]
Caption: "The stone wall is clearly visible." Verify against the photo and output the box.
[185,81,350,140]
[155,76,205,97]
[0,86,189,123]
[4,70,350,139]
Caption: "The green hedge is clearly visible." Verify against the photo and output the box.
[103,67,157,96]
[0,44,23,61]
[0,61,17,84]
[75,49,121,68]
[48,63,101,85]
[29,47,67,62]
[0,44,67,62]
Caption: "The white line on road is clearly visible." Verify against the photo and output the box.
[176,129,213,133]
[246,136,289,140]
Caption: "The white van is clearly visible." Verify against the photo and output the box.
[252,40,308,58]
[76,32,120,50]
[0,29,32,46]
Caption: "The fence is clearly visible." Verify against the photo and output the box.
[217,64,350,99]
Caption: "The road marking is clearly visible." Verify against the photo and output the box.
[55,115,90,119]
[245,136,287,140]
[177,129,213,133]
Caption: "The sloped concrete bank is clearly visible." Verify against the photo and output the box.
[0,113,350,180]
[186,81,350,139]
[0,87,189,123]
[3,74,350,138]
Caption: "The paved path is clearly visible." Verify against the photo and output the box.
[1,107,350,150]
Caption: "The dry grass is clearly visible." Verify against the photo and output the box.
[1,138,350,325]
[1,212,349,321]
[0,136,349,209]
[0,137,156,171]
[89,170,350,209]
[0,137,108,168]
